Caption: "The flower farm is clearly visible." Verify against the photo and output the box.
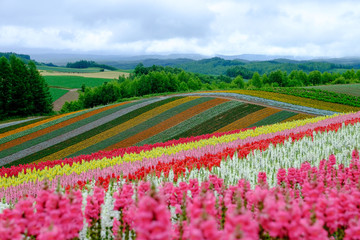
[0,91,360,239]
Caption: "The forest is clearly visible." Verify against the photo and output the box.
[66,60,117,71]
[0,56,52,119]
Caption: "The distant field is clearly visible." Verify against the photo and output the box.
[37,65,102,73]
[306,84,360,97]
[40,70,129,79]
[44,76,112,88]
[49,87,69,102]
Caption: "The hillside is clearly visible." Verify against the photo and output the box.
[105,56,360,76]
[0,94,315,167]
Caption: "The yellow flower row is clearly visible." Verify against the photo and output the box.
[215,90,360,113]
[0,112,342,188]
[34,97,199,163]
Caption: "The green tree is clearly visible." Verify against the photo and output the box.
[178,81,189,92]
[9,55,31,116]
[262,73,269,85]
[297,70,309,86]
[251,72,262,88]
[0,57,12,118]
[356,70,360,80]
[28,61,53,114]
[232,75,245,89]
[308,70,322,85]
[321,72,333,85]
[269,70,284,87]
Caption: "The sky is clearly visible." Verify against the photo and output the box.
[1,0,360,58]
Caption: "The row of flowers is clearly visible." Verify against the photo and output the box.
[103,98,228,151]
[187,91,339,115]
[1,111,360,202]
[0,101,128,152]
[33,97,198,163]
[1,151,360,239]
[0,110,88,145]
[226,90,360,113]
[0,111,344,189]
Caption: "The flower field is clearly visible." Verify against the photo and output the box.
[0,106,360,239]
[0,95,311,167]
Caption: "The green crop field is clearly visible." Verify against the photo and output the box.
[49,87,69,102]
[44,75,111,88]
[38,65,102,73]
[307,84,360,97]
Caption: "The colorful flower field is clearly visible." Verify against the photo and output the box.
[0,103,360,239]
[0,94,313,167]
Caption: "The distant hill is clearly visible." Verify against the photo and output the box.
[101,56,360,76]
[0,52,31,62]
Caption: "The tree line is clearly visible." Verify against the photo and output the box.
[0,56,53,119]
[246,69,360,88]
[66,60,117,71]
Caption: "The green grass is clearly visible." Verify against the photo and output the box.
[306,84,360,97]
[44,76,110,88]
[38,65,102,73]
[49,87,69,102]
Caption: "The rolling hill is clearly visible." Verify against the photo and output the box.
[0,94,314,167]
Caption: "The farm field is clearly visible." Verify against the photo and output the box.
[49,87,69,102]
[0,94,314,167]
[306,83,360,96]
[44,75,113,88]
[40,69,129,79]
[37,65,104,73]
[0,104,359,239]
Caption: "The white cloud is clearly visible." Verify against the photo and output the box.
[1,0,360,57]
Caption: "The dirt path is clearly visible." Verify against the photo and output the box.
[53,89,80,111]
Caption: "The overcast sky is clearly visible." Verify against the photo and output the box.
[1,0,360,57]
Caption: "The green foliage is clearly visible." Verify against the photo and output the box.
[225,65,254,79]
[0,56,53,119]
[66,60,117,71]
[232,75,245,89]
[251,72,263,88]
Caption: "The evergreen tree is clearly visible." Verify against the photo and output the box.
[9,55,30,116]
[28,61,53,114]
[0,57,12,119]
